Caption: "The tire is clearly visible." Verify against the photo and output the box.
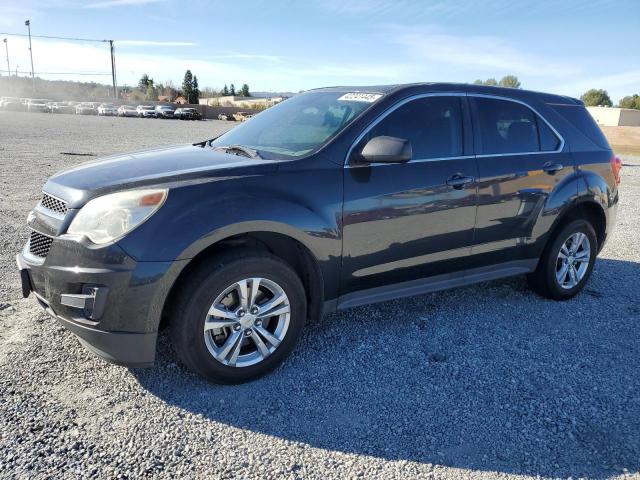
[169,251,307,384]
[527,219,598,300]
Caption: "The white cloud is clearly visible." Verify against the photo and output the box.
[208,53,282,63]
[117,40,198,47]
[551,70,640,103]
[392,28,580,78]
[85,0,164,9]
[1,38,402,91]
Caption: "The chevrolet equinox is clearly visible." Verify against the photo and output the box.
[17,84,621,383]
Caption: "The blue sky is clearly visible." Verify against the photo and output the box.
[1,0,638,101]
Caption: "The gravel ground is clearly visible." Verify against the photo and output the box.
[1,112,639,480]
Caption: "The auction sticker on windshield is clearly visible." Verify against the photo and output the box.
[337,93,383,102]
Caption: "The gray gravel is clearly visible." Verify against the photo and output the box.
[1,112,639,480]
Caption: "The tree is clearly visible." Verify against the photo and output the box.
[581,89,612,107]
[192,75,200,104]
[222,84,229,96]
[498,75,521,88]
[229,83,236,96]
[138,73,153,89]
[240,83,250,97]
[145,83,157,101]
[182,70,194,104]
[619,94,640,110]
[473,77,512,87]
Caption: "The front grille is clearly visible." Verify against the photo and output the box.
[29,231,54,258]
[40,193,68,216]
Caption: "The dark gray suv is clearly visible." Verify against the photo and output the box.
[17,83,621,383]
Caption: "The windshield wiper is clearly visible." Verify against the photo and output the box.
[212,144,262,159]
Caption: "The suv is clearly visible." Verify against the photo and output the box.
[175,107,201,120]
[98,103,118,116]
[136,105,156,118]
[155,105,175,119]
[27,99,51,112]
[17,84,620,384]
[75,102,98,115]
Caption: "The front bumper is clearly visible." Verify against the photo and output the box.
[16,236,184,367]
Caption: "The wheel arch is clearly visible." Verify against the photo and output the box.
[159,229,325,331]
[543,199,607,256]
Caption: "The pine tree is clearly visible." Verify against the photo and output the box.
[229,83,236,96]
[222,84,229,96]
[182,70,194,104]
[240,84,250,97]
[192,75,200,104]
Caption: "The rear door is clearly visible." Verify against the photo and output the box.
[469,95,574,264]
[341,94,478,297]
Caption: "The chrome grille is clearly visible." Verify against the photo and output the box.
[29,231,54,258]
[40,193,68,216]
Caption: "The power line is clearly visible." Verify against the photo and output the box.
[0,28,118,97]
[1,69,112,76]
[0,32,111,43]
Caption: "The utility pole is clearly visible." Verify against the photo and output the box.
[3,38,9,78]
[25,20,35,92]
[108,40,117,99]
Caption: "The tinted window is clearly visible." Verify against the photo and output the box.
[538,119,560,151]
[474,97,539,154]
[362,96,463,160]
[549,104,609,149]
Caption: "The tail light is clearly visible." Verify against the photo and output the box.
[611,155,622,185]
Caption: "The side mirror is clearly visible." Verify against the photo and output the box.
[356,136,412,164]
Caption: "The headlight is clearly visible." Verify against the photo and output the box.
[67,189,167,245]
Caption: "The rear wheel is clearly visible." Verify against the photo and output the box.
[169,251,306,384]
[527,219,597,300]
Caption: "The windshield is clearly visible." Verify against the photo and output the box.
[210,91,382,159]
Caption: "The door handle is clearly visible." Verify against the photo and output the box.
[543,162,563,174]
[446,174,474,189]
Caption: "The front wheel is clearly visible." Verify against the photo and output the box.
[527,219,598,300]
[169,251,307,384]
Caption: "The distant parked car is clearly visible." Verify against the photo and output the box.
[54,102,77,114]
[154,105,175,119]
[1,97,22,111]
[136,105,156,118]
[233,111,249,122]
[217,113,232,121]
[44,102,57,113]
[75,102,98,115]
[98,103,118,116]
[117,105,137,117]
[27,99,50,113]
[175,107,202,120]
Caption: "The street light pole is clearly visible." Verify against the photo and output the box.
[3,38,10,92]
[3,39,9,77]
[109,40,117,99]
[25,20,35,92]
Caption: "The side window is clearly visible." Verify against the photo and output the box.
[361,96,463,160]
[538,119,560,151]
[473,97,560,154]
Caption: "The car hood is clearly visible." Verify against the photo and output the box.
[43,144,278,208]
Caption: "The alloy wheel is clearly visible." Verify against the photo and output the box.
[555,232,591,289]
[203,278,290,367]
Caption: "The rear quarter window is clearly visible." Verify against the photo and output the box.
[548,104,610,149]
